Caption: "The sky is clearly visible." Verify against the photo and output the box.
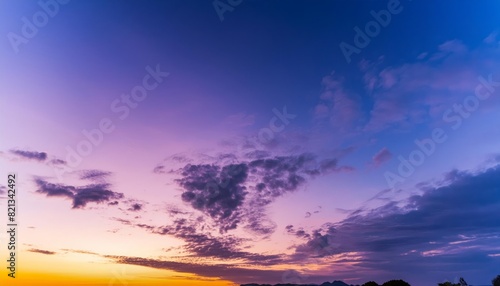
[0,0,500,285]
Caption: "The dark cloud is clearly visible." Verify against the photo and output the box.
[285,225,311,239]
[22,244,402,285]
[118,199,147,213]
[172,153,351,234]
[291,165,500,284]
[0,185,6,195]
[248,155,310,193]
[73,185,123,208]
[111,212,282,267]
[176,163,248,233]
[243,208,277,237]
[128,203,143,212]
[107,253,341,285]
[28,248,56,255]
[135,217,282,265]
[23,243,293,284]
[319,158,345,173]
[34,178,75,197]
[79,170,112,181]
[35,178,124,209]
[10,149,47,161]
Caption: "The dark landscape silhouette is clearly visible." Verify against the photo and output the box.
[241,280,409,286]
[241,275,500,286]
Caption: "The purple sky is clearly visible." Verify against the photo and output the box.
[1,1,500,285]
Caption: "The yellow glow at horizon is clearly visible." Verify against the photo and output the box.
[0,251,235,286]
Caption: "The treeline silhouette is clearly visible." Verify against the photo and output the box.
[241,274,500,286]
[241,280,410,286]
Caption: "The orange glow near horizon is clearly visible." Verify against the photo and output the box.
[0,251,236,286]
[0,272,235,286]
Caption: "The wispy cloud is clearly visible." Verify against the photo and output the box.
[314,72,364,134]
[316,34,500,137]
[10,149,47,161]
[224,112,256,128]
[106,255,287,284]
[363,38,500,132]
[28,248,56,255]
[61,249,99,255]
[127,202,143,212]
[115,214,282,267]
[79,170,112,181]
[34,177,124,209]
[370,147,392,167]
[49,158,67,166]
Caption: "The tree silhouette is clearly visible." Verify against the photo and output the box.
[362,282,380,286]
[438,282,460,286]
[492,275,500,286]
[382,280,411,286]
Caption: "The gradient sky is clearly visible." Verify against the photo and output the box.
[1,1,500,285]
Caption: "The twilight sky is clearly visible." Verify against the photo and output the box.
[1,1,500,285]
